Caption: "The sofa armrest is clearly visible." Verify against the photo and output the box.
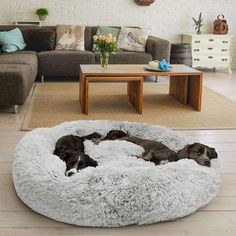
[146,36,171,62]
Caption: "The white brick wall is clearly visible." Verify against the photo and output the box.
[0,0,235,67]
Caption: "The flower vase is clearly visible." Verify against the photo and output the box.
[197,27,202,34]
[100,53,109,70]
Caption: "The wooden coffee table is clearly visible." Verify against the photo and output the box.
[79,64,203,115]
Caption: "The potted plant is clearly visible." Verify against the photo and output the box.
[192,12,203,34]
[35,8,49,21]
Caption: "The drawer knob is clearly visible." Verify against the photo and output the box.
[222,58,228,61]
[209,39,214,42]
[194,49,200,52]
[208,47,213,50]
[194,58,200,61]
[194,40,201,43]
[208,56,214,59]
[221,49,228,52]
[222,41,229,44]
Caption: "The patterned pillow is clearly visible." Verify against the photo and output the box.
[117,27,148,52]
[55,25,85,51]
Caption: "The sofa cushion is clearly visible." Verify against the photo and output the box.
[38,50,95,76]
[117,27,148,52]
[24,28,55,52]
[0,28,26,52]
[97,26,120,38]
[55,25,85,51]
[0,53,38,79]
[0,64,35,105]
[6,51,37,55]
[95,51,152,64]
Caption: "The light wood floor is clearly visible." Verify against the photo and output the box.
[1,70,236,236]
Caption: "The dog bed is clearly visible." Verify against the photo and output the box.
[13,120,222,227]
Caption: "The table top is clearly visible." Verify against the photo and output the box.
[80,64,203,77]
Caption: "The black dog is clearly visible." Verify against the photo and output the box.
[54,132,101,176]
[101,130,218,167]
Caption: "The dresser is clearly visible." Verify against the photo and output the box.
[182,34,233,73]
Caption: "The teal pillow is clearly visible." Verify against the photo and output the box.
[97,26,120,38]
[0,28,26,53]
[93,26,120,51]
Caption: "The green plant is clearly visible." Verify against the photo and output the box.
[192,12,203,34]
[35,8,49,16]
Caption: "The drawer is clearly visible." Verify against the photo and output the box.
[192,60,229,68]
[193,55,230,63]
[192,45,230,55]
[192,37,231,46]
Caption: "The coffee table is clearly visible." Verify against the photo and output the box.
[79,64,203,115]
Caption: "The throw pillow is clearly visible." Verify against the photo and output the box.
[24,29,56,52]
[97,26,120,38]
[92,26,120,51]
[0,28,26,53]
[55,25,85,51]
[117,27,148,52]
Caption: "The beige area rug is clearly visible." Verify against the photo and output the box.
[21,82,236,130]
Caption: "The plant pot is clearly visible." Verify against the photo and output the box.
[38,15,47,21]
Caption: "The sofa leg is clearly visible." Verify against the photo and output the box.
[155,76,159,83]
[13,105,19,114]
[41,75,45,83]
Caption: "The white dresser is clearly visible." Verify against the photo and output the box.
[182,34,233,73]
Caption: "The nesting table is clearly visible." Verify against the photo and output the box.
[79,64,203,115]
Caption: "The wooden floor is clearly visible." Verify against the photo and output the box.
[0,70,236,236]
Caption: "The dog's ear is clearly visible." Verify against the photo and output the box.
[176,144,191,160]
[209,147,218,159]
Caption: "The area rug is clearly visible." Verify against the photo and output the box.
[21,82,236,130]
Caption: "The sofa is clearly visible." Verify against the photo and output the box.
[0,25,170,112]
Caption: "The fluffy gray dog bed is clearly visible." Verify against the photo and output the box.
[13,120,222,227]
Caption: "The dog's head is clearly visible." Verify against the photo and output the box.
[102,130,129,141]
[176,143,218,167]
[54,135,84,160]
[65,152,98,177]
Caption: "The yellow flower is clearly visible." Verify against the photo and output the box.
[112,37,117,42]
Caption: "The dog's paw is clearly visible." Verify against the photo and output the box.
[91,138,102,145]
[159,160,169,165]
[65,168,77,177]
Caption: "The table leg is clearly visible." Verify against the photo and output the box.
[79,73,87,114]
[84,79,89,115]
[169,74,203,111]
[188,74,203,111]
[169,75,188,105]
[127,81,134,104]
[127,78,143,114]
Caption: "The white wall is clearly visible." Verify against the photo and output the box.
[0,0,236,67]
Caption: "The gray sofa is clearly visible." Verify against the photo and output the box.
[0,25,170,111]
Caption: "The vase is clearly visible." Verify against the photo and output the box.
[100,53,109,70]
[196,27,202,34]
